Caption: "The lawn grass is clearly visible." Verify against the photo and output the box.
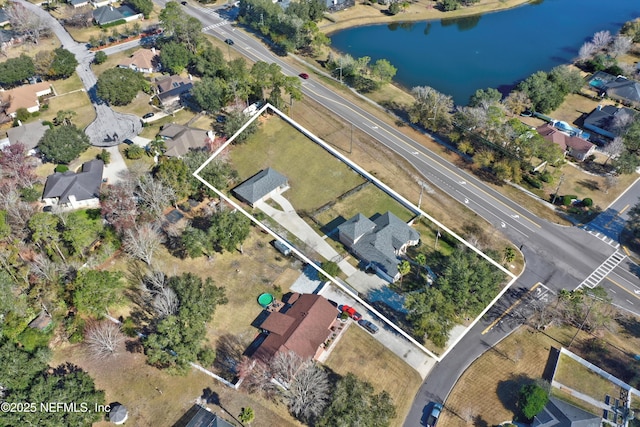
[314,184,415,226]
[3,36,61,60]
[118,143,155,171]
[41,91,96,130]
[52,74,84,95]
[441,327,561,426]
[550,387,603,417]
[112,91,154,117]
[324,325,423,426]
[50,342,299,427]
[229,115,366,212]
[554,354,621,403]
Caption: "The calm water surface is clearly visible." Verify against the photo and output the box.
[330,0,640,105]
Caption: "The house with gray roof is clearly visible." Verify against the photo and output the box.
[172,404,234,427]
[0,8,10,26]
[6,120,49,155]
[533,397,600,427]
[42,160,104,209]
[338,211,419,283]
[69,0,90,8]
[583,105,636,139]
[153,75,193,107]
[232,168,289,207]
[93,5,141,26]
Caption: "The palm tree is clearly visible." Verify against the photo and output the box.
[397,260,411,288]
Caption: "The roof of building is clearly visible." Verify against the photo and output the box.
[3,81,52,115]
[158,123,209,157]
[232,168,288,205]
[154,75,193,103]
[172,405,234,427]
[69,0,90,5]
[605,77,640,104]
[42,159,104,203]
[339,211,419,278]
[533,397,601,427]
[536,124,594,157]
[118,48,160,71]
[338,213,376,243]
[253,293,337,363]
[6,120,49,151]
[583,105,636,137]
[0,8,10,24]
[93,5,124,25]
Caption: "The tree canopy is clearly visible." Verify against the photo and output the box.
[49,48,78,79]
[126,0,153,17]
[159,41,193,74]
[144,273,227,373]
[97,67,148,106]
[318,373,396,427]
[72,270,124,317]
[0,54,35,87]
[519,382,549,420]
[38,124,90,164]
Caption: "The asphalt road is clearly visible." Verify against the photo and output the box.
[152,3,640,425]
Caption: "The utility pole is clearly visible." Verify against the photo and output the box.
[435,229,441,249]
[349,123,353,154]
[552,174,565,205]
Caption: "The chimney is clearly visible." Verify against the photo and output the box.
[151,47,155,54]
[597,104,602,111]
[109,5,113,10]
[207,130,215,141]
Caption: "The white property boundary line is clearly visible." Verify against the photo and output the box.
[193,104,518,363]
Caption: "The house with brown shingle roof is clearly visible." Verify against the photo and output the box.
[153,75,193,107]
[2,81,52,117]
[536,123,595,162]
[252,293,338,363]
[118,48,160,73]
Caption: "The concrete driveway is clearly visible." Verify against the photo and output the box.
[101,146,128,183]
[255,193,357,276]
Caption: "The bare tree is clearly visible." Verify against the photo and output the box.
[612,109,635,135]
[0,143,39,189]
[137,175,176,220]
[5,2,50,45]
[578,42,597,61]
[603,137,625,165]
[85,320,125,359]
[592,30,612,49]
[611,35,632,58]
[122,222,164,265]
[285,361,330,422]
[271,351,306,386]
[603,174,619,194]
[0,94,12,125]
[29,253,66,284]
[502,90,532,116]
[152,286,179,318]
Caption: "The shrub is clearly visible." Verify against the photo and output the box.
[97,148,111,165]
[125,145,144,159]
[94,51,107,64]
[539,170,552,183]
[523,174,542,189]
[17,327,52,351]
[562,195,576,206]
[582,197,593,207]
[55,164,69,173]
[20,186,41,202]
[519,383,549,420]
[197,346,217,367]
[15,108,30,122]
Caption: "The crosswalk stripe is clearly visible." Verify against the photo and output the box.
[578,250,626,289]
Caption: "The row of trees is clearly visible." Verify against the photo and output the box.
[578,29,635,76]
[0,48,77,87]
[326,52,398,93]
[439,0,479,12]
[405,247,504,347]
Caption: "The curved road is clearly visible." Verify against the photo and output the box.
[17,0,142,146]
[157,2,640,425]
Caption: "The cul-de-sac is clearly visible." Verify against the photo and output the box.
[0,0,640,425]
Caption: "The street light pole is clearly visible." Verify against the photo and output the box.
[552,174,565,205]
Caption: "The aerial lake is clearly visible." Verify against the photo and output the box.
[330,0,640,105]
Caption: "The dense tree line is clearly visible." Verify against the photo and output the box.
[325,53,398,92]
[439,0,479,12]
[405,247,504,347]
[238,0,328,53]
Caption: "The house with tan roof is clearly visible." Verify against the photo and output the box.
[536,123,596,162]
[251,293,339,363]
[118,48,160,73]
[158,123,213,157]
[2,81,52,117]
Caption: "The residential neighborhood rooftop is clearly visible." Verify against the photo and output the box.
[6,120,49,152]
[232,168,289,206]
[42,159,104,204]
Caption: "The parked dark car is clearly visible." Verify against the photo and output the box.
[142,112,155,119]
[358,319,379,334]
[122,138,134,145]
[299,73,309,79]
[216,115,227,123]
[426,403,442,427]
[181,1,187,4]
[338,305,362,321]
[225,38,234,45]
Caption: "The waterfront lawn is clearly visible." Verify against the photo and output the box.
[229,114,366,212]
[325,325,423,427]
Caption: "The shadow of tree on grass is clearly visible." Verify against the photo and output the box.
[496,373,533,422]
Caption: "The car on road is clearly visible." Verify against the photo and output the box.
[338,305,362,321]
[142,112,154,119]
[299,73,309,79]
[358,319,378,334]
[426,403,442,427]
[225,38,234,45]
[181,1,187,4]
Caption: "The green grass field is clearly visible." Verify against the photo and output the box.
[229,115,366,212]
[554,354,622,403]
